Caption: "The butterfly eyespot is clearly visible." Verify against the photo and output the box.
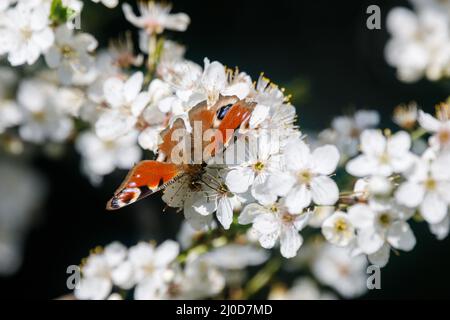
[217,104,233,120]
[109,187,141,209]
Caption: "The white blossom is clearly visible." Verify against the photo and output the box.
[385,5,450,82]
[122,1,190,35]
[269,139,340,213]
[346,130,415,177]
[0,100,22,134]
[269,277,336,300]
[74,242,128,300]
[312,244,368,298]
[16,78,73,144]
[322,212,355,247]
[348,200,416,267]
[395,151,450,224]
[319,110,380,159]
[91,0,118,9]
[76,130,142,184]
[418,108,450,150]
[225,132,282,205]
[1,2,54,66]
[45,25,98,85]
[204,244,269,270]
[95,72,150,140]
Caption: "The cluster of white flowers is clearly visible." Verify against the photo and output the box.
[317,103,450,268]
[75,239,268,300]
[385,0,450,82]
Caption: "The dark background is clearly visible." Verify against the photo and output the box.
[1,0,450,299]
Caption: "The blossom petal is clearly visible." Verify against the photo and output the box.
[253,213,279,235]
[131,92,150,116]
[430,216,450,240]
[95,110,136,140]
[346,155,376,177]
[193,194,217,216]
[357,228,384,255]
[310,175,339,206]
[311,145,340,175]
[285,185,312,213]
[103,77,124,107]
[368,243,390,268]
[258,231,279,249]
[420,192,448,224]
[249,104,269,128]
[284,139,311,171]
[44,46,61,68]
[75,277,112,300]
[387,221,416,251]
[418,110,441,132]
[225,167,254,194]
[239,203,266,225]
[124,72,144,102]
[154,240,180,267]
[395,181,424,207]
[217,197,234,230]
[387,131,411,157]
[111,261,135,289]
[280,226,303,258]
[348,204,374,228]
[266,173,296,197]
[360,130,386,156]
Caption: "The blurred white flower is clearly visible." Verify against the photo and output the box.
[108,32,143,68]
[16,79,74,143]
[75,242,127,300]
[312,244,367,298]
[418,108,450,150]
[319,110,380,159]
[385,5,450,82]
[346,130,415,177]
[122,1,190,35]
[348,200,416,267]
[0,2,54,66]
[76,130,142,184]
[204,244,269,270]
[129,240,179,286]
[429,215,449,240]
[393,102,418,130]
[353,175,393,198]
[269,139,340,213]
[0,100,22,134]
[95,72,150,140]
[45,25,98,85]
[91,0,118,9]
[395,151,450,224]
[269,277,336,300]
[179,253,226,299]
[138,79,173,151]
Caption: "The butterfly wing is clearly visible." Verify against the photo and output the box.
[106,160,183,210]
[217,100,254,144]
